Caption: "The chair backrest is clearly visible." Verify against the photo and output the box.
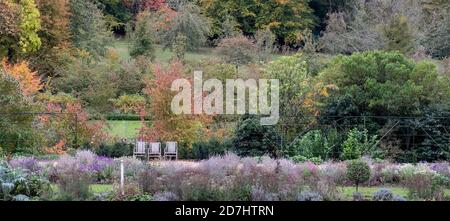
[135,141,147,153]
[166,142,177,153]
[150,142,161,154]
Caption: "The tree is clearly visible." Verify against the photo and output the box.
[215,35,257,66]
[31,0,72,77]
[201,0,315,44]
[232,116,281,158]
[0,67,40,155]
[129,11,156,60]
[98,0,134,34]
[346,160,370,192]
[173,33,187,61]
[0,0,41,60]
[383,14,414,54]
[342,128,378,160]
[1,59,42,96]
[69,0,112,59]
[319,51,450,162]
[320,51,449,117]
[255,28,276,62]
[319,0,426,55]
[141,61,213,158]
[158,2,211,51]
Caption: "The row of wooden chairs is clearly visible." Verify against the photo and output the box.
[133,141,178,161]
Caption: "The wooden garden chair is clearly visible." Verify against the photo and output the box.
[164,141,178,160]
[133,140,148,160]
[148,142,162,160]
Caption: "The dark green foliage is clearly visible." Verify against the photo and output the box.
[69,0,112,58]
[95,141,134,158]
[129,12,156,60]
[192,137,232,160]
[319,51,450,162]
[232,116,281,158]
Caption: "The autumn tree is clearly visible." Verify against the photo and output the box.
[0,0,41,60]
[215,34,257,66]
[201,0,315,44]
[2,59,42,95]
[29,0,72,77]
[141,62,212,158]
[0,60,43,154]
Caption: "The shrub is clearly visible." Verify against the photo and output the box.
[342,128,378,160]
[0,161,51,200]
[129,11,156,60]
[346,160,371,192]
[402,167,449,200]
[372,188,394,201]
[55,167,92,201]
[232,116,281,158]
[113,94,146,115]
[192,137,232,160]
[96,141,134,158]
[9,156,42,173]
[285,130,330,161]
[215,35,257,66]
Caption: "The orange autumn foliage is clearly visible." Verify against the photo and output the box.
[1,59,42,95]
[140,61,213,146]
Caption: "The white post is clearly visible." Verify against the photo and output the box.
[120,159,124,196]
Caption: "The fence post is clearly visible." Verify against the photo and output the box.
[120,159,124,196]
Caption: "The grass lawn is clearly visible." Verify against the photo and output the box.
[111,38,283,65]
[111,39,215,63]
[51,184,114,193]
[90,184,114,193]
[104,120,143,139]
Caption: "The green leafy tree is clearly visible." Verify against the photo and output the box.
[159,2,210,51]
[232,116,281,158]
[129,11,156,60]
[346,160,371,192]
[173,33,187,61]
[320,51,450,162]
[342,128,378,160]
[69,0,112,59]
[284,130,331,161]
[383,14,414,54]
[0,69,40,155]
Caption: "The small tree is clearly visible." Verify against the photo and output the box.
[255,28,276,62]
[232,116,281,158]
[173,33,187,61]
[342,128,378,160]
[129,11,156,60]
[346,160,371,192]
[215,35,257,66]
[69,0,112,59]
[383,14,414,54]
